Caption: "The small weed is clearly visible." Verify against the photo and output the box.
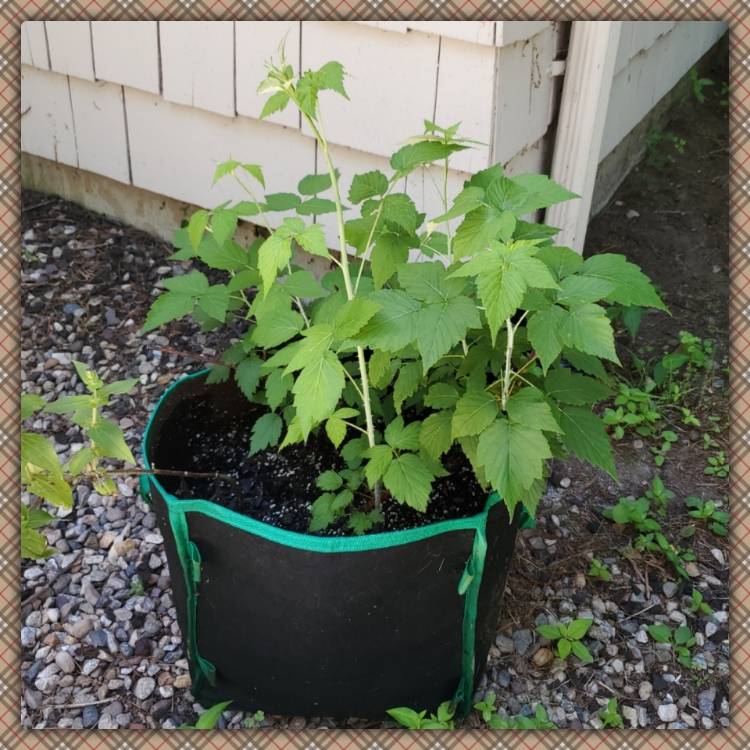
[478,703,556,729]
[605,483,696,579]
[651,430,679,467]
[704,451,729,478]
[645,476,675,516]
[598,698,624,728]
[686,588,714,616]
[588,558,612,582]
[603,384,661,439]
[647,623,697,669]
[129,576,145,598]
[685,496,728,536]
[680,407,700,428]
[646,128,687,168]
[536,619,593,663]
[387,702,455,730]
[242,710,265,729]
[180,700,232,730]
[690,67,714,104]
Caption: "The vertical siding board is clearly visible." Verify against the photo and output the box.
[160,21,235,118]
[91,22,160,94]
[125,87,315,214]
[21,22,49,69]
[492,28,556,164]
[301,22,439,161]
[433,37,495,173]
[20,66,78,166]
[235,21,300,128]
[45,21,95,81]
[69,78,130,184]
[601,21,726,160]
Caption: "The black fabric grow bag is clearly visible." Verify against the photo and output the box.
[141,371,520,719]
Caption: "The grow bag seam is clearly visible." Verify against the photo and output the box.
[167,505,217,690]
[452,512,489,717]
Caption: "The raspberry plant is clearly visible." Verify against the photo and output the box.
[145,51,665,534]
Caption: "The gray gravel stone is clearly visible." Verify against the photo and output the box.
[134,676,156,701]
[658,704,678,723]
[512,629,533,656]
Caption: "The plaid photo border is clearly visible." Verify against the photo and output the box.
[0,4,744,750]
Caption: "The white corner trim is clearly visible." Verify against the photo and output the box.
[547,21,622,253]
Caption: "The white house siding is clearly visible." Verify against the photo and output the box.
[600,21,726,159]
[20,20,725,248]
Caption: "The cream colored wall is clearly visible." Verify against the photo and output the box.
[20,20,726,246]
[20,20,557,246]
[601,21,726,159]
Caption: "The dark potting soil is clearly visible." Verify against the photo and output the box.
[151,391,489,536]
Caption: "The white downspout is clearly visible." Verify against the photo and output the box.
[546,21,622,253]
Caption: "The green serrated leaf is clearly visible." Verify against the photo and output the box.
[420,411,453,460]
[527,304,566,373]
[235,357,263,400]
[559,303,619,364]
[21,394,46,420]
[88,418,135,463]
[252,308,305,347]
[452,388,499,439]
[477,418,551,501]
[249,413,283,455]
[354,290,421,352]
[393,362,422,414]
[292,351,345,438]
[544,368,610,405]
[298,172,333,195]
[383,453,434,511]
[384,416,421,451]
[364,444,394,487]
[333,298,382,340]
[415,295,480,372]
[558,405,616,479]
[349,170,389,204]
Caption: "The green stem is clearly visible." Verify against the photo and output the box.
[501,318,515,411]
[308,111,381,507]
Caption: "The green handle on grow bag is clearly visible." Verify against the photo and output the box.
[519,506,536,530]
[139,474,152,506]
[167,508,217,690]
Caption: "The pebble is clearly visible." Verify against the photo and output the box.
[173,674,191,689]
[21,627,37,648]
[54,651,75,674]
[532,647,554,667]
[512,629,533,656]
[82,705,99,728]
[626,209,640,219]
[134,676,156,701]
[663,581,679,598]
[638,681,653,700]
[495,634,514,654]
[658,704,678,723]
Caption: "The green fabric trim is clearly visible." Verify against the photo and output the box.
[519,506,536,530]
[167,506,216,689]
[138,474,151,506]
[452,514,490,717]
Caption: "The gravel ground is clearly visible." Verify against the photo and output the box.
[19,83,729,731]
